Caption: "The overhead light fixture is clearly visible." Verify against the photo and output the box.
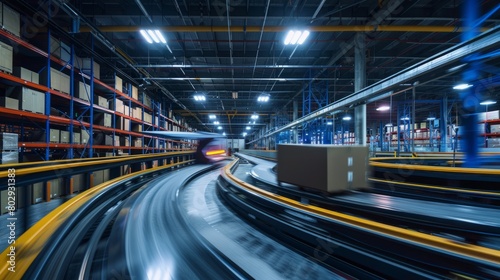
[257,93,270,102]
[251,114,259,120]
[427,117,436,121]
[453,83,473,90]
[284,30,310,45]
[154,30,167,43]
[214,121,220,125]
[140,29,167,44]
[480,100,497,106]
[242,132,247,137]
[400,116,410,121]
[342,116,351,121]
[209,114,216,119]
[376,106,391,111]
[217,126,222,130]
[385,123,393,127]
[223,132,226,136]
[193,94,206,101]
[327,121,333,125]
[140,30,153,44]
[232,91,238,99]
[246,126,251,130]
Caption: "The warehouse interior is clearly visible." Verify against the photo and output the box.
[0,0,500,278]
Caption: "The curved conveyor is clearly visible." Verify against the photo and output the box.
[238,153,500,242]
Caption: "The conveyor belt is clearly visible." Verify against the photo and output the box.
[237,153,500,239]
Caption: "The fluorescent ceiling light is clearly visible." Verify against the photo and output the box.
[155,30,167,43]
[327,121,333,125]
[453,83,472,90]
[209,114,216,119]
[342,116,351,121]
[217,126,222,130]
[140,30,153,44]
[290,31,302,45]
[214,121,220,125]
[480,100,497,105]
[147,30,160,43]
[385,123,393,127]
[376,106,390,111]
[246,126,251,130]
[251,114,259,119]
[242,132,247,136]
[297,30,310,44]
[257,94,269,102]
[284,31,294,45]
[223,132,226,136]
[400,117,410,121]
[426,117,436,121]
[194,94,206,101]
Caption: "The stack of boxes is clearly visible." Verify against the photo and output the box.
[0,133,18,164]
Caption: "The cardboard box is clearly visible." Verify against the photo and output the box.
[82,59,100,79]
[115,76,123,92]
[0,41,13,73]
[104,135,113,146]
[48,178,62,198]
[96,95,107,108]
[486,110,499,120]
[277,145,369,193]
[81,130,90,144]
[72,174,85,193]
[0,133,18,150]
[1,151,18,164]
[78,81,91,101]
[74,132,81,144]
[491,124,500,134]
[0,96,18,110]
[1,3,20,37]
[132,123,142,132]
[133,138,142,147]
[110,99,124,113]
[123,105,130,116]
[132,86,138,99]
[60,131,69,143]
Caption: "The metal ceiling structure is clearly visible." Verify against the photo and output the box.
[14,0,500,138]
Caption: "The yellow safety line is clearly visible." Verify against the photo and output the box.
[0,160,193,279]
[223,160,500,264]
[368,177,500,196]
[369,160,500,175]
[0,152,194,178]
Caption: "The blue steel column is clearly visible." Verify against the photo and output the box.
[292,100,298,143]
[45,30,52,161]
[461,0,480,167]
[354,33,367,145]
[68,43,75,159]
[89,36,94,158]
[440,96,448,152]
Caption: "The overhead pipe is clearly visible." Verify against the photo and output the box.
[252,0,271,77]
[79,25,489,33]
[134,0,153,23]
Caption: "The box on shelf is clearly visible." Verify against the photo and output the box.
[144,112,152,124]
[0,41,13,73]
[48,178,62,198]
[60,41,71,62]
[1,151,18,164]
[115,76,123,92]
[477,112,487,123]
[74,132,81,144]
[9,87,45,114]
[110,99,124,113]
[0,96,18,110]
[60,131,69,143]
[40,67,70,94]
[491,124,500,134]
[131,86,138,100]
[144,95,152,107]
[81,130,90,144]
[120,137,130,147]
[78,81,91,101]
[123,118,130,131]
[104,135,113,146]
[72,174,85,193]
[95,113,112,127]
[133,107,142,120]
[133,138,142,147]
[14,67,39,83]
[95,95,107,108]
[81,58,100,79]
[0,133,18,151]
[114,136,121,147]
[486,110,499,120]
[277,145,369,193]
[132,123,142,132]
[1,3,20,37]
[123,104,130,116]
